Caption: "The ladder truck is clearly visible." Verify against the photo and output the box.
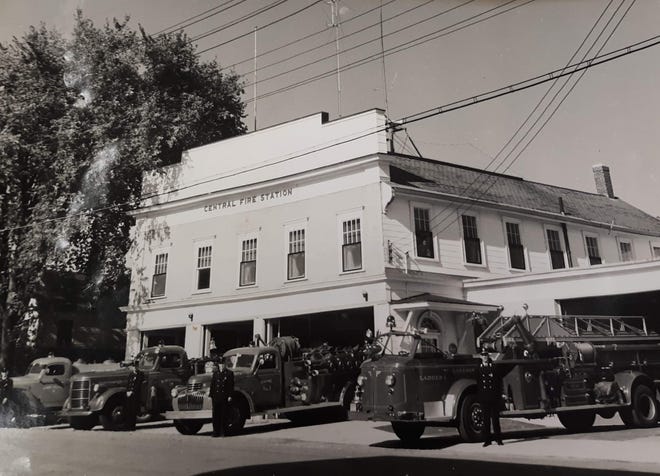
[350,311,660,443]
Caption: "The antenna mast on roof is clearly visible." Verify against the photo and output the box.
[328,0,342,118]
[253,26,258,131]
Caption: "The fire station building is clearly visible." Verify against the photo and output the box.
[123,109,660,358]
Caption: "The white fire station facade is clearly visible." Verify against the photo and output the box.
[123,109,660,359]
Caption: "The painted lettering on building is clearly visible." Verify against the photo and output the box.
[203,188,294,213]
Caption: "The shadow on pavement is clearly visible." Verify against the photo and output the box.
[195,456,651,476]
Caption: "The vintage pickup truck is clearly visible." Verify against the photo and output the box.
[0,356,118,427]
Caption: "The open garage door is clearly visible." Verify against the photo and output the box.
[206,321,254,354]
[269,307,373,348]
[559,290,660,333]
[141,327,186,348]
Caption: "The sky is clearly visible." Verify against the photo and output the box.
[1,0,659,218]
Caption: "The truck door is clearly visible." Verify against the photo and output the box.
[150,352,187,411]
[37,363,69,409]
[254,351,282,409]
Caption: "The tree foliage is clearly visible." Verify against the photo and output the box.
[0,12,246,368]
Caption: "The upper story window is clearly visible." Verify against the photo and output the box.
[652,242,660,259]
[461,215,482,265]
[546,229,565,270]
[414,207,434,259]
[151,252,168,297]
[505,221,525,270]
[585,235,602,265]
[342,217,362,272]
[196,245,212,290]
[240,238,257,286]
[288,229,305,280]
[618,239,634,262]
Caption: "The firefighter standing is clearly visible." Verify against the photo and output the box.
[0,369,13,426]
[210,359,234,437]
[124,363,145,431]
[478,348,503,446]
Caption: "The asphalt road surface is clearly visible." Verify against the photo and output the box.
[0,416,659,475]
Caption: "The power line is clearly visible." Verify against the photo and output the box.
[1,30,657,235]
[197,0,325,53]
[190,0,289,43]
[244,0,530,104]
[219,0,399,71]
[153,0,245,36]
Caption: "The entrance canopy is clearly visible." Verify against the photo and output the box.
[390,293,502,314]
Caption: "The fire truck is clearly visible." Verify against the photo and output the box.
[350,310,660,443]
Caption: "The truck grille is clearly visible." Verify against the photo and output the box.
[187,382,203,392]
[71,380,91,410]
[178,394,205,411]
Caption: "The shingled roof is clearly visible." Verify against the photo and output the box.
[388,155,660,237]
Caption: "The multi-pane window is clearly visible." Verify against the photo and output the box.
[585,236,602,265]
[151,253,168,297]
[653,245,660,259]
[287,229,305,280]
[546,229,565,269]
[196,245,212,290]
[505,222,525,270]
[342,218,362,272]
[240,238,257,286]
[414,208,434,258]
[462,215,482,264]
[619,241,633,262]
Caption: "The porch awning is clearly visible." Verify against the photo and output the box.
[390,293,502,313]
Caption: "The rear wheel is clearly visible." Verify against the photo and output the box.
[458,393,487,443]
[391,421,425,444]
[70,415,98,430]
[620,384,659,428]
[558,410,596,432]
[173,419,204,435]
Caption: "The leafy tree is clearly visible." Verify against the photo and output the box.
[0,12,246,369]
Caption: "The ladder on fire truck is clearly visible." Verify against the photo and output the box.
[477,313,660,348]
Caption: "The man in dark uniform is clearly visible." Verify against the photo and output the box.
[478,348,503,446]
[124,361,145,431]
[0,368,13,426]
[210,359,234,437]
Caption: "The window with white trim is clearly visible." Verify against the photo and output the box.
[505,221,525,270]
[546,228,565,270]
[151,253,168,297]
[414,207,434,259]
[196,245,212,290]
[287,229,305,280]
[240,238,257,286]
[461,215,482,265]
[342,217,362,272]
[585,235,602,265]
[618,239,634,262]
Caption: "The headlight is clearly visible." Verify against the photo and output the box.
[385,374,396,387]
[357,375,367,386]
[93,384,100,393]
[171,388,178,398]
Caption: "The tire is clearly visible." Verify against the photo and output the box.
[558,410,596,432]
[70,415,98,431]
[100,399,127,431]
[391,421,425,444]
[173,419,204,435]
[224,400,246,436]
[457,393,487,443]
[620,384,659,428]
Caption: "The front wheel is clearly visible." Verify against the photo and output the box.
[70,415,98,430]
[620,384,659,428]
[457,393,486,443]
[391,421,425,444]
[100,400,127,431]
[558,410,596,432]
[173,419,204,435]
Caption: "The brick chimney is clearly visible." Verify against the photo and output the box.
[592,164,615,198]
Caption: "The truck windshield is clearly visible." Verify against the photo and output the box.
[137,350,158,371]
[379,334,419,356]
[224,353,255,371]
[28,363,47,374]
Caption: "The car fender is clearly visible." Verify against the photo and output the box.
[233,388,255,415]
[614,370,654,405]
[446,378,478,420]
[89,388,126,412]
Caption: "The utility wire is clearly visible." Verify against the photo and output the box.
[426,0,620,230]
[153,0,245,36]
[190,0,289,43]
[197,0,325,53]
[219,0,399,71]
[244,0,530,104]
[1,30,657,235]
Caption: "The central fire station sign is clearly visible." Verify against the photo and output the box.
[203,187,294,213]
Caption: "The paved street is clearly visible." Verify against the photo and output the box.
[0,415,659,475]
